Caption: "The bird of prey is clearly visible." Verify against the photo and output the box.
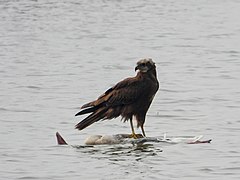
[75,58,159,138]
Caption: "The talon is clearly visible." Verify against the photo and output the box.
[129,133,144,139]
[129,118,144,139]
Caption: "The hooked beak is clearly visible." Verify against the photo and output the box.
[135,65,139,71]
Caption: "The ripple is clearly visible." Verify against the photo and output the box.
[1,0,240,179]
[0,107,35,113]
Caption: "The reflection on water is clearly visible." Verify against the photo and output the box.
[1,0,240,179]
[73,143,162,159]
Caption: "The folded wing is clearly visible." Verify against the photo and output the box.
[75,77,145,130]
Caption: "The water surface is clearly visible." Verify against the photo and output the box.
[1,0,240,179]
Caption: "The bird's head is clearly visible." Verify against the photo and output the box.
[135,58,156,73]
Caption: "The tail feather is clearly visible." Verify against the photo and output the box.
[81,102,94,109]
[75,108,107,130]
[75,106,98,116]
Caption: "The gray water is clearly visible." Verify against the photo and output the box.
[1,0,240,179]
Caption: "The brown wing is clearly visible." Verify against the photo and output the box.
[75,77,146,130]
[81,77,145,109]
[106,84,144,107]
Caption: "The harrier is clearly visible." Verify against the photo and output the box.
[75,58,159,138]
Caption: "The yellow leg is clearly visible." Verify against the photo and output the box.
[141,124,146,137]
[130,118,137,139]
[129,119,143,139]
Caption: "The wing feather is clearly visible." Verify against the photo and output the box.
[104,78,146,107]
[81,77,145,110]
